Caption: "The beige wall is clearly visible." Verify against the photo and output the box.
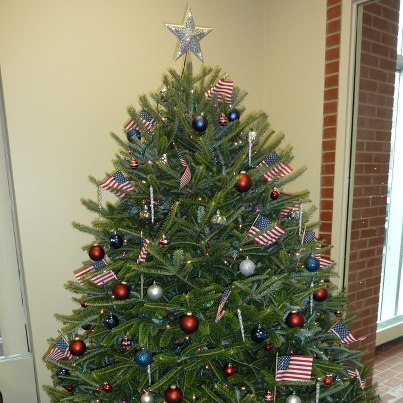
[0,1,325,401]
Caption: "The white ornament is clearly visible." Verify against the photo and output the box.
[140,390,154,403]
[239,257,256,277]
[285,393,302,403]
[147,282,163,301]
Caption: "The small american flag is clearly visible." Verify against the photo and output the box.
[275,354,313,382]
[90,270,117,286]
[205,78,234,104]
[137,237,150,263]
[177,152,192,189]
[100,171,135,199]
[215,289,231,322]
[258,152,293,182]
[248,215,285,247]
[44,337,73,362]
[124,109,156,133]
[74,260,107,284]
[317,254,334,268]
[329,321,365,344]
[347,368,366,389]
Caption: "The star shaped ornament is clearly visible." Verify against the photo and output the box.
[165,6,212,62]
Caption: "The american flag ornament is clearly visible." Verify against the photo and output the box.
[74,260,107,284]
[177,151,192,189]
[258,151,293,182]
[124,109,156,134]
[44,337,73,362]
[205,78,234,104]
[215,289,231,322]
[100,171,135,199]
[329,321,365,344]
[275,354,313,382]
[90,270,117,286]
[248,214,285,247]
[137,237,150,263]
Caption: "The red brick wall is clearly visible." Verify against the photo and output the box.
[347,0,399,366]
[320,0,399,370]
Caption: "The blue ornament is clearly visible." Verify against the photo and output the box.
[103,313,119,329]
[192,115,208,132]
[126,128,141,143]
[304,256,320,272]
[56,368,70,378]
[135,349,153,367]
[250,326,268,342]
[227,108,240,122]
[109,233,124,249]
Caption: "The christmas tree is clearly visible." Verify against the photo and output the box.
[44,7,379,403]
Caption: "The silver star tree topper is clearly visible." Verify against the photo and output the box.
[165,5,212,62]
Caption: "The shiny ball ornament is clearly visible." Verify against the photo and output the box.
[270,187,280,200]
[251,325,268,342]
[164,385,183,403]
[239,256,256,277]
[103,313,119,329]
[179,312,199,334]
[192,115,208,132]
[285,393,302,403]
[56,368,70,378]
[135,349,153,367]
[228,108,240,122]
[235,171,252,192]
[263,342,273,352]
[263,391,274,401]
[211,210,227,227]
[223,363,235,376]
[304,255,320,272]
[127,128,141,143]
[109,233,124,249]
[69,338,86,356]
[335,310,343,318]
[112,283,131,300]
[129,158,139,169]
[139,206,150,220]
[121,336,132,352]
[288,209,300,221]
[102,382,113,393]
[88,244,105,261]
[313,287,328,302]
[323,374,333,386]
[147,282,163,301]
[159,235,169,247]
[160,86,168,102]
[64,385,74,392]
[286,311,305,328]
[80,300,87,308]
[218,114,229,126]
[140,390,154,403]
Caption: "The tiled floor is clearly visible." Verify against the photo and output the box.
[374,337,403,402]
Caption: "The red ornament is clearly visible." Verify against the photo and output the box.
[235,171,252,192]
[88,244,105,261]
[179,312,199,334]
[286,311,305,328]
[80,301,87,308]
[121,336,132,352]
[112,282,131,300]
[223,363,235,376]
[263,342,273,352]
[102,382,113,393]
[64,385,74,392]
[313,287,328,302]
[159,235,169,247]
[323,375,333,386]
[164,385,183,403]
[218,114,229,126]
[263,390,274,401]
[129,159,139,169]
[69,338,86,356]
[270,188,280,200]
[335,310,343,318]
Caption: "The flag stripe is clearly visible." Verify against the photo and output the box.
[205,79,234,104]
[90,270,117,286]
[276,355,313,382]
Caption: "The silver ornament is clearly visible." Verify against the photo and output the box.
[164,5,212,61]
[147,282,163,301]
[140,390,154,403]
[285,393,302,403]
[211,210,227,227]
[239,257,256,277]
[159,87,168,102]
[139,205,150,220]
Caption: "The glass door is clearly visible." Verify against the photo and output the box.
[0,70,38,402]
